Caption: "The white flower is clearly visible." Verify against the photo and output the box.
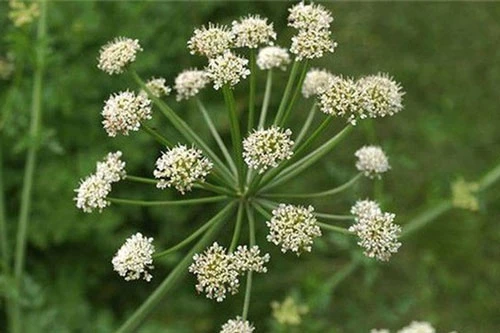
[302,68,335,98]
[206,51,250,90]
[96,151,126,183]
[355,146,390,178]
[288,2,333,31]
[232,15,276,49]
[290,29,337,61]
[358,73,404,118]
[153,144,213,194]
[267,204,322,255]
[349,211,401,261]
[187,23,234,58]
[350,199,382,219]
[140,77,171,98]
[318,77,364,125]
[189,242,240,302]
[397,321,436,333]
[102,90,152,137]
[97,37,142,75]
[233,245,270,273]
[74,174,111,213]
[256,46,291,71]
[112,233,155,282]
[371,330,390,333]
[243,127,294,174]
[174,69,210,101]
[220,317,254,333]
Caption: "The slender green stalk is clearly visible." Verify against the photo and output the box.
[479,161,500,190]
[315,213,354,221]
[108,196,228,206]
[247,49,256,132]
[317,222,352,235]
[0,144,8,273]
[295,102,317,146]
[194,182,237,197]
[263,173,362,199]
[258,70,273,129]
[125,175,158,185]
[229,201,245,252]
[401,201,452,238]
[242,204,256,320]
[195,98,237,175]
[274,61,300,125]
[222,85,245,191]
[130,70,235,184]
[116,204,235,333]
[141,123,172,147]
[252,201,272,220]
[12,2,47,331]
[293,116,332,159]
[278,60,309,127]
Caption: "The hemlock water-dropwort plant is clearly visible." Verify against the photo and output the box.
[74,3,406,331]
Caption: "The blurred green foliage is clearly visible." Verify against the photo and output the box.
[1,1,499,332]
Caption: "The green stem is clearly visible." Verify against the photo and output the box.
[12,2,47,332]
[194,182,237,197]
[317,222,353,235]
[108,196,228,206]
[229,201,244,252]
[278,60,309,127]
[242,203,256,320]
[247,49,256,132]
[274,61,300,125]
[401,201,452,238]
[258,70,273,129]
[125,175,158,185]
[116,204,235,333]
[478,161,500,190]
[252,201,272,220]
[295,102,317,146]
[195,98,237,175]
[0,143,8,273]
[141,123,172,147]
[315,213,354,221]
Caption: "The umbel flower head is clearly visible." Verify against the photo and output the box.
[290,29,337,61]
[74,174,112,213]
[96,151,127,183]
[288,2,333,31]
[112,233,155,282]
[302,68,335,98]
[350,199,382,219]
[233,245,270,273]
[140,77,171,98]
[243,127,294,174]
[232,15,276,49]
[219,317,254,333]
[355,146,391,178]
[256,46,291,71]
[318,76,364,125]
[271,296,309,326]
[174,69,210,101]
[154,144,213,194]
[102,90,152,137]
[397,321,436,333]
[206,51,250,90]
[358,73,405,118]
[267,204,322,255]
[97,37,142,75]
[187,23,234,58]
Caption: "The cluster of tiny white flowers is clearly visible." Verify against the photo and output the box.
[112,233,155,282]
[97,37,142,75]
[233,245,270,273]
[174,69,210,101]
[140,77,171,98]
[243,127,294,174]
[349,200,401,261]
[232,15,276,49]
[267,204,322,255]
[355,146,391,178]
[74,151,126,213]
[188,23,234,58]
[302,68,335,98]
[101,90,152,137]
[318,76,364,125]
[219,317,255,333]
[371,330,390,333]
[256,46,291,71]
[288,2,333,31]
[397,321,436,333]
[206,51,251,90]
[153,145,213,194]
[358,73,404,118]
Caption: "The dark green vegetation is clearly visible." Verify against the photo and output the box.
[1,2,499,332]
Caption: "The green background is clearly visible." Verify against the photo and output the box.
[1,1,499,332]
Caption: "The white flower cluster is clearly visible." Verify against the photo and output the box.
[206,51,250,90]
[349,199,401,261]
[355,146,391,178]
[140,77,171,98]
[318,76,364,124]
[288,2,337,60]
[189,242,269,302]
[243,127,294,174]
[256,46,291,71]
[302,68,335,98]
[232,15,276,49]
[153,145,213,194]
[188,23,234,58]
[267,204,322,255]
[97,37,142,75]
[371,320,440,333]
[74,151,126,213]
[219,317,255,333]
[358,73,404,118]
[112,232,155,282]
[102,90,152,137]
[174,69,210,101]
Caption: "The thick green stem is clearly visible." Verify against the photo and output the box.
[295,102,317,146]
[229,201,245,252]
[141,123,172,147]
[258,70,273,129]
[116,204,235,333]
[278,60,309,127]
[317,222,353,235]
[12,1,47,331]
[108,196,228,206]
[274,61,300,125]
[247,50,256,132]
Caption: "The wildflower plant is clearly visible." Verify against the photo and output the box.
[74,2,409,331]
